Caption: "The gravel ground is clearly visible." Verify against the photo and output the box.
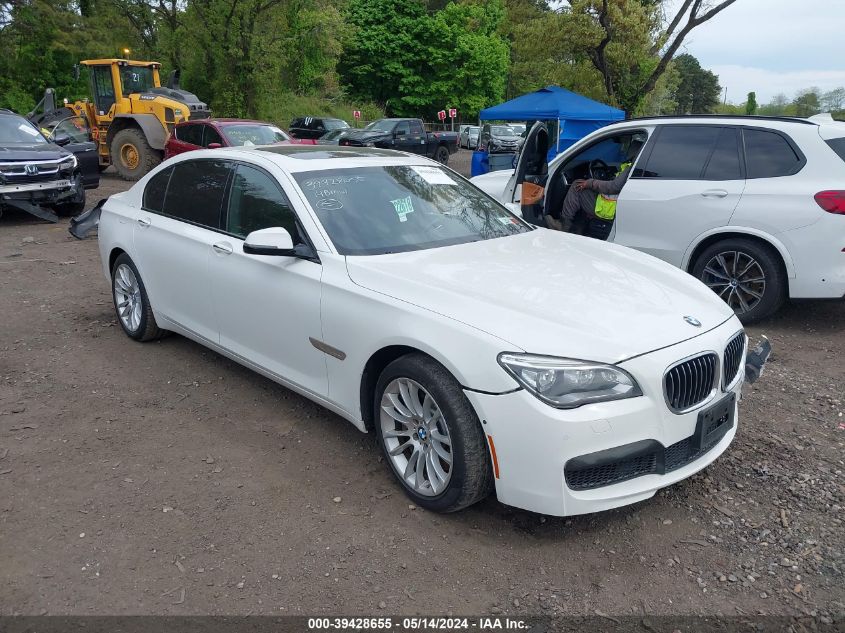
[0,166,843,620]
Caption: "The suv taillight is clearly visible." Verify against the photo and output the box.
[815,191,845,214]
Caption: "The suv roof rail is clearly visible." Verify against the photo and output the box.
[626,114,817,126]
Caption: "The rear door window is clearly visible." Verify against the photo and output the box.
[639,126,721,179]
[162,159,230,228]
[743,128,803,178]
[702,127,743,180]
[410,120,424,135]
[226,163,299,240]
[203,125,223,147]
[176,123,203,146]
[143,166,173,212]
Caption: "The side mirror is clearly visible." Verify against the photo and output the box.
[207,142,222,149]
[394,129,406,137]
[243,227,295,256]
[53,133,71,146]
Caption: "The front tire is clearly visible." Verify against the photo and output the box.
[692,238,786,323]
[110,128,161,181]
[375,354,494,513]
[111,253,165,341]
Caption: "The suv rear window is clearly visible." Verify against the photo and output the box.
[743,128,803,178]
[825,137,845,162]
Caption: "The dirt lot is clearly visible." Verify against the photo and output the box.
[1,158,843,620]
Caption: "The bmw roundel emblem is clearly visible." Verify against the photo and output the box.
[684,315,702,327]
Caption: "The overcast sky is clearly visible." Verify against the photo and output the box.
[669,0,844,104]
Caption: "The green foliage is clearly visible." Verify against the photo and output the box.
[668,54,721,115]
[339,0,509,118]
[792,88,821,118]
[258,92,383,128]
[745,91,757,115]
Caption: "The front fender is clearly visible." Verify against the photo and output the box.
[111,114,168,150]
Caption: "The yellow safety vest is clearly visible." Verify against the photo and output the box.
[593,162,631,221]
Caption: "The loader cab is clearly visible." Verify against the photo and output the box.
[88,64,117,117]
[81,60,162,120]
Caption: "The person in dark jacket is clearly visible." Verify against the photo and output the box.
[551,139,644,233]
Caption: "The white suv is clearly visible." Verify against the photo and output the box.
[471,114,845,322]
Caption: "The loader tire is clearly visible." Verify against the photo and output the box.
[111,128,161,181]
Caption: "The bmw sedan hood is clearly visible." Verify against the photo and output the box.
[345,230,736,363]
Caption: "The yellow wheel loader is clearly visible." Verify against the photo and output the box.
[29,59,210,180]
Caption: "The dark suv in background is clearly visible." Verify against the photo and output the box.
[0,109,99,221]
[288,116,350,140]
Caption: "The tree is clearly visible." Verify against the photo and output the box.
[793,88,821,118]
[745,91,757,115]
[564,0,738,113]
[339,0,509,117]
[822,87,845,112]
[758,92,789,116]
[669,53,720,114]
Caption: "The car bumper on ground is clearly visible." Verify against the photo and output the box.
[464,319,746,516]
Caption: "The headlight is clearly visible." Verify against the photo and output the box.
[497,353,642,409]
[60,155,77,170]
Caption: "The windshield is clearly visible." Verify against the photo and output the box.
[119,66,156,94]
[0,116,47,144]
[322,129,346,140]
[222,124,290,146]
[492,126,515,136]
[43,116,91,143]
[364,119,395,133]
[293,165,530,255]
[325,120,349,130]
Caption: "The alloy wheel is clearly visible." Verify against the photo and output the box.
[113,263,143,332]
[701,250,766,315]
[379,378,453,496]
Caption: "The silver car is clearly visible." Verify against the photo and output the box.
[459,125,479,149]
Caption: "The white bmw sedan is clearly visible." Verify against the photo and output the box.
[94,145,749,516]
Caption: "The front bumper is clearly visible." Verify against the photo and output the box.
[465,319,747,516]
[0,178,75,197]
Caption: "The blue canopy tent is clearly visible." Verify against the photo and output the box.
[472,86,625,176]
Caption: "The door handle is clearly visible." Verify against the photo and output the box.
[136,217,151,227]
[701,189,729,198]
[212,242,233,255]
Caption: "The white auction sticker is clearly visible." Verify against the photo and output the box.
[411,165,457,185]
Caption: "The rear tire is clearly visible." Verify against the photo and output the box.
[691,237,786,323]
[111,128,161,181]
[375,353,494,513]
[434,145,450,165]
[111,253,166,341]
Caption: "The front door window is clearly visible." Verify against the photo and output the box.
[90,66,116,116]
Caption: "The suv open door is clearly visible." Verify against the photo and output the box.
[503,122,549,225]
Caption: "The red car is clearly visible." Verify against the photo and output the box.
[164,118,313,158]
